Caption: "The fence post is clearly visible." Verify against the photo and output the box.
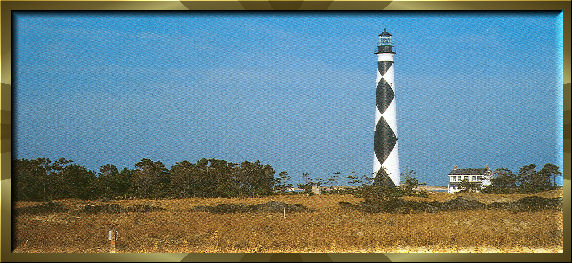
[108,230,118,253]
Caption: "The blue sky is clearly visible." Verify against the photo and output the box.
[13,12,563,186]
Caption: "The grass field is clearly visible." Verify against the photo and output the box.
[12,190,563,253]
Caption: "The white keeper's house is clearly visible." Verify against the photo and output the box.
[447,165,492,193]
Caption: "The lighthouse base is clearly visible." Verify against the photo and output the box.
[372,142,400,186]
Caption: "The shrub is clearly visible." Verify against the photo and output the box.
[16,201,68,215]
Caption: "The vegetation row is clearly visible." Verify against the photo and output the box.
[12,157,562,202]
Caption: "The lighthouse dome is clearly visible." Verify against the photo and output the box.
[379,29,392,37]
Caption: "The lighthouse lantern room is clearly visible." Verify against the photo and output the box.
[375,29,395,54]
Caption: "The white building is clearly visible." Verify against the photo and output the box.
[447,165,492,193]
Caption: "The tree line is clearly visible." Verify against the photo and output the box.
[13,157,279,201]
[481,163,561,194]
[13,157,562,201]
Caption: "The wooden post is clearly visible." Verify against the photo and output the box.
[283,207,286,219]
[108,230,118,253]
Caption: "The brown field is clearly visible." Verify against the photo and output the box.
[13,190,563,253]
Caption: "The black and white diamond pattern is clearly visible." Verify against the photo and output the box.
[373,58,399,185]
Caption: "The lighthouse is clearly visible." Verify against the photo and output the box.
[373,29,400,186]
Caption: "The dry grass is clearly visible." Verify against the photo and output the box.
[12,190,563,253]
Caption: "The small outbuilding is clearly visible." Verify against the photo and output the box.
[311,184,321,195]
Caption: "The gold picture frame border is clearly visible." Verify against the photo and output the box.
[1,1,570,261]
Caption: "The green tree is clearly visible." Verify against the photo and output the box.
[517,164,537,193]
[302,172,310,186]
[190,159,276,198]
[96,164,118,199]
[117,168,135,198]
[245,161,275,196]
[327,172,340,190]
[169,160,198,198]
[297,172,313,194]
[353,168,426,206]
[192,158,219,197]
[355,184,400,204]
[96,164,132,199]
[484,168,518,193]
[14,158,101,200]
[58,164,97,200]
[13,158,51,201]
[401,168,419,192]
[361,173,375,186]
[458,178,480,193]
[517,164,553,193]
[275,171,292,193]
[538,163,561,189]
[132,158,170,198]
[347,171,361,186]
[47,158,75,199]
